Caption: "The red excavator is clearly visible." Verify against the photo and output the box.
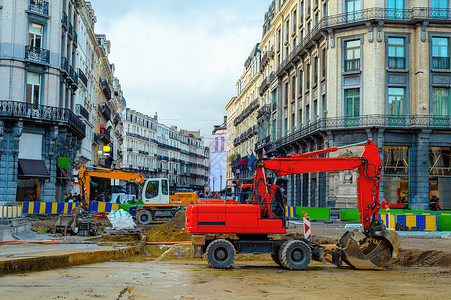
[185,140,401,270]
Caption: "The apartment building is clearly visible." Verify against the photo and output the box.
[225,97,237,184]
[0,0,124,202]
[230,0,451,210]
[121,108,209,193]
[231,44,261,183]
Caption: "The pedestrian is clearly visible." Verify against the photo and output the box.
[430,196,442,211]
[64,192,72,202]
[380,198,389,209]
[73,193,81,202]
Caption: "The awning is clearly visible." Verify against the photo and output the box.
[57,167,72,181]
[18,159,50,180]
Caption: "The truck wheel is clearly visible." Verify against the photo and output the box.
[271,246,282,266]
[205,239,236,269]
[279,240,311,270]
[137,210,152,225]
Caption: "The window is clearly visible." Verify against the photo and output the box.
[26,72,41,105]
[145,180,159,199]
[346,0,361,22]
[306,64,310,91]
[432,87,450,117]
[293,10,297,31]
[388,87,405,116]
[313,57,318,87]
[387,0,404,20]
[284,81,289,106]
[298,70,303,95]
[384,146,409,205]
[313,100,318,122]
[305,104,310,124]
[432,37,450,69]
[291,112,295,132]
[321,48,326,79]
[388,37,406,69]
[291,75,296,102]
[299,108,303,128]
[344,40,360,71]
[431,0,449,19]
[28,23,43,48]
[162,179,168,195]
[345,88,360,119]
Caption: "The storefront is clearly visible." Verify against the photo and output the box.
[16,158,50,201]
[429,146,451,209]
[384,146,409,206]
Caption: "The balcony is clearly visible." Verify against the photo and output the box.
[233,99,260,127]
[93,133,100,145]
[100,103,111,121]
[432,57,450,69]
[101,129,111,142]
[73,31,78,46]
[62,11,68,29]
[25,46,49,64]
[127,148,133,152]
[273,114,451,151]
[259,78,270,96]
[344,59,360,72]
[102,80,112,100]
[61,57,69,74]
[75,104,89,120]
[0,100,85,137]
[388,57,406,69]
[78,68,87,86]
[257,104,271,120]
[29,0,49,16]
[68,22,73,39]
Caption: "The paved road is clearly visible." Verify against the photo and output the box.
[0,259,449,299]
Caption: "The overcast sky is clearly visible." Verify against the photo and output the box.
[90,0,270,141]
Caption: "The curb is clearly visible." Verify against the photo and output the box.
[0,246,136,275]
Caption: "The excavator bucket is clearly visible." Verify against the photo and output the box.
[338,230,401,270]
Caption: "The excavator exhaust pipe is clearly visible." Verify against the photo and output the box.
[337,230,401,270]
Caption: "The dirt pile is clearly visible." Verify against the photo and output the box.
[144,211,191,242]
[394,249,451,268]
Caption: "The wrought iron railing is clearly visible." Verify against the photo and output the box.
[0,100,85,137]
[29,0,49,15]
[25,46,49,64]
[78,68,88,86]
[61,56,69,73]
[62,11,68,29]
[432,57,450,69]
[388,57,406,69]
[257,104,271,119]
[272,114,451,149]
[75,104,89,120]
[102,80,112,100]
[100,103,111,121]
[344,59,360,72]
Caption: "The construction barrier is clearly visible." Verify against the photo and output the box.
[21,201,119,215]
[0,202,23,219]
[379,213,396,230]
[295,206,330,220]
[285,206,296,218]
[396,214,438,231]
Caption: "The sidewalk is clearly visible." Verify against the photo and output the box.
[0,241,136,275]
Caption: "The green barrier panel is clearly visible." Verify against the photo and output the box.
[118,201,144,213]
[295,206,330,220]
[437,214,451,231]
[339,209,359,222]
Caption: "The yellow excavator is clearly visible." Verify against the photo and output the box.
[78,165,197,224]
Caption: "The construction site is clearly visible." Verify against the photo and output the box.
[0,140,450,298]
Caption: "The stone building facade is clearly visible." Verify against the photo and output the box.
[121,108,209,193]
[230,0,451,210]
[0,0,124,202]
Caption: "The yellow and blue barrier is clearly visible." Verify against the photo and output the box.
[396,213,438,231]
[21,201,119,215]
[379,213,396,230]
[285,206,296,218]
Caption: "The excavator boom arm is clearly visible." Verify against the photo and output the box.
[255,140,382,233]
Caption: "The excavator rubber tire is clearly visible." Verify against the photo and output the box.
[137,210,152,225]
[279,240,311,270]
[205,239,236,269]
[271,246,282,266]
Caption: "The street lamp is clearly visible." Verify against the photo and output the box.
[212,177,215,192]
[220,175,223,192]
